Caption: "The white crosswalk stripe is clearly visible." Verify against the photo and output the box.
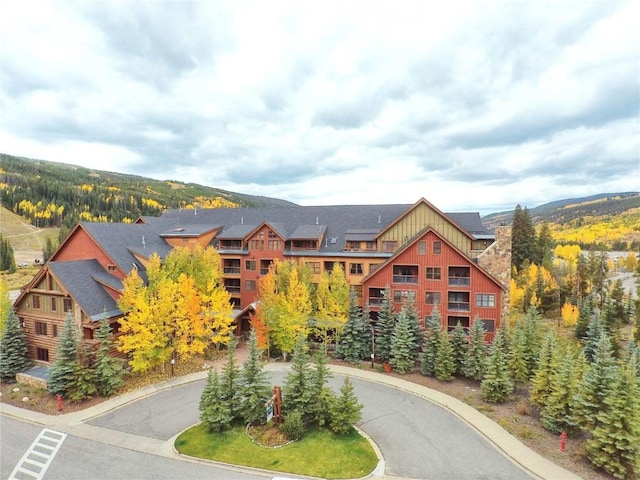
[8,428,67,480]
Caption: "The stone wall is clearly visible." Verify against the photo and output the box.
[16,372,47,390]
[478,226,512,325]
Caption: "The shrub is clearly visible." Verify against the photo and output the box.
[280,410,305,441]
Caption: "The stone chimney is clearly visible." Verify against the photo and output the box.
[478,226,512,325]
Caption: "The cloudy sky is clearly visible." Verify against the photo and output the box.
[1,1,638,215]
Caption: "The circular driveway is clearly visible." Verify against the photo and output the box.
[89,368,533,480]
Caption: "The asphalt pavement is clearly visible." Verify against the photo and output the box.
[0,355,583,480]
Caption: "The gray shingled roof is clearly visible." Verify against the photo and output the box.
[148,204,492,253]
[48,260,121,322]
[289,224,327,239]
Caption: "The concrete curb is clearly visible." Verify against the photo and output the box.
[1,362,583,480]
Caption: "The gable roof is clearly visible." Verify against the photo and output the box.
[48,260,122,321]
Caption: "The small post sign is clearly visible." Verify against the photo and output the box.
[265,385,282,424]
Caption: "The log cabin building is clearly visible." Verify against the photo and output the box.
[13,198,511,365]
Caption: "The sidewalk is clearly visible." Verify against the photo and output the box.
[0,350,582,480]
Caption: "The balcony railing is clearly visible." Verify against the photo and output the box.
[393,275,419,284]
[368,297,384,306]
[448,277,470,286]
[448,302,470,311]
[225,286,241,294]
[223,267,241,274]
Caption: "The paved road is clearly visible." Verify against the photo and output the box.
[88,370,532,480]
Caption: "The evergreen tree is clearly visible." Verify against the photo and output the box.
[43,235,57,263]
[335,291,368,363]
[435,331,456,381]
[508,323,529,385]
[329,377,363,435]
[530,333,558,408]
[511,204,536,271]
[419,306,442,377]
[574,334,618,432]
[463,316,487,380]
[66,345,97,403]
[93,316,124,397]
[389,308,417,374]
[283,335,312,417]
[308,352,336,427]
[47,312,80,396]
[481,329,514,403]
[219,339,242,419]
[583,313,604,362]
[199,368,233,431]
[540,344,582,436]
[575,296,594,340]
[0,234,16,273]
[238,329,272,424]
[450,321,467,375]
[585,360,640,480]
[403,297,423,360]
[375,287,395,363]
[522,305,542,375]
[0,279,11,336]
[535,221,554,268]
[0,310,32,382]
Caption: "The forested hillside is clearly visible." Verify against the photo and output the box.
[484,192,640,250]
[0,154,295,231]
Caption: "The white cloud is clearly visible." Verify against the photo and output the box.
[0,0,637,214]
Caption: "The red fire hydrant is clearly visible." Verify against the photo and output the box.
[560,431,567,452]
[56,394,63,413]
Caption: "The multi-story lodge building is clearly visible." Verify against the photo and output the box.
[13,198,511,364]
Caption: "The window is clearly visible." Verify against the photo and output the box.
[36,348,49,362]
[250,239,264,250]
[476,293,496,307]
[260,260,271,275]
[448,291,470,311]
[369,263,380,272]
[63,298,73,312]
[53,324,58,337]
[245,280,257,291]
[426,267,441,280]
[481,319,495,332]
[448,266,471,286]
[35,322,47,335]
[393,265,418,284]
[433,241,442,254]
[268,239,282,250]
[394,290,416,302]
[425,292,441,305]
[365,241,375,251]
[382,241,397,252]
[32,295,41,309]
[107,264,118,271]
[351,285,363,297]
[51,297,57,312]
[306,262,321,274]
[268,230,278,239]
[448,316,470,331]
[350,263,363,275]
[418,241,426,255]
[245,260,256,271]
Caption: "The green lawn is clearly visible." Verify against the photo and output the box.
[175,423,378,479]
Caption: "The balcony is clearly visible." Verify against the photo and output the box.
[448,267,470,287]
[448,302,470,311]
[393,266,418,284]
[368,297,384,306]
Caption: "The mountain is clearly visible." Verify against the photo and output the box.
[482,192,640,229]
[0,153,296,229]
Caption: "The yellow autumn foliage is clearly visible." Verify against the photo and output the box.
[561,302,579,327]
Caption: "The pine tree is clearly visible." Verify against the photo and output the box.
[522,305,542,375]
[402,297,423,360]
[93,316,124,397]
[329,377,363,435]
[0,279,11,336]
[0,310,32,382]
[47,312,80,396]
[585,360,640,480]
[435,331,456,381]
[335,291,368,364]
[450,321,467,375]
[219,339,242,419]
[508,322,529,384]
[540,345,582,436]
[238,329,272,424]
[283,335,312,417]
[0,234,16,273]
[375,287,395,363]
[463,316,487,381]
[574,334,618,432]
[390,308,417,374]
[419,305,442,377]
[583,314,604,362]
[511,204,536,271]
[308,352,335,427]
[481,329,514,403]
[575,296,593,340]
[530,332,558,408]
[199,368,233,431]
